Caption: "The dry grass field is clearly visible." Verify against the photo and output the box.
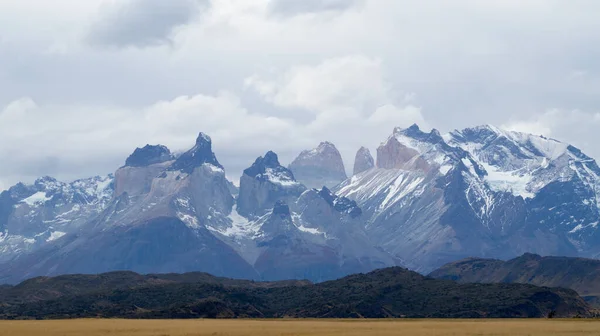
[0,319,600,336]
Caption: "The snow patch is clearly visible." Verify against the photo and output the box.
[481,163,535,199]
[21,192,52,206]
[47,231,66,242]
[210,206,262,238]
[297,225,322,235]
[177,212,200,229]
[380,175,425,211]
[204,163,225,175]
[264,168,299,186]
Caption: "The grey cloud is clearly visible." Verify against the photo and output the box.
[87,0,208,48]
[268,0,363,17]
[3,0,600,189]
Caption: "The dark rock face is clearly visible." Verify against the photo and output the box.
[169,133,222,174]
[289,142,347,189]
[353,147,374,175]
[237,151,306,218]
[254,201,339,281]
[124,145,173,167]
[317,187,362,218]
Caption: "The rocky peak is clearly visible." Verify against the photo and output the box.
[258,200,296,240]
[318,187,362,218]
[377,125,461,173]
[395,125,444,145]
[237,151,306,218]
[243,151,292,180]
[353,147,375,175]
[168,132,223,174]
[289,142,347,189]
[125,145,173,167]
[34,176,60,189]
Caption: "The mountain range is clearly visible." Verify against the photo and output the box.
[2,124,600,283]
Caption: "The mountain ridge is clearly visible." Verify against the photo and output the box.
[3,123,600,282]
[429,253,600,306]
[0,267,592,319]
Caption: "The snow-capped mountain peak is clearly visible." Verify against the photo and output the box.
[125,144,173,167]
[168,132,223,174]
[4,124,600,283]
[244,151,299,186]
[443,125,598,200]
[237,151,306,218]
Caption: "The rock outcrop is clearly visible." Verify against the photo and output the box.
[289,142,347,189]
[353,146,375,175]
[124,145,173,167]
[237,151,306,218]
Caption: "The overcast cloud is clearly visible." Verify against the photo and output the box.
[88,0,209,48]
[1,0,600,189]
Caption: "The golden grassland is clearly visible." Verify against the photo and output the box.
[1,319,600,336]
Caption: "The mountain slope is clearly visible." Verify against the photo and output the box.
[0,267,591,319]
[334,124,600,272]
[210,151,398,282]
[0,175,114,263]
[3,123,600,282]
[430,253,600,304]
[0,134,258,283]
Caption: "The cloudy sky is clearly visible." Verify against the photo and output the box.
[1,0,600,190]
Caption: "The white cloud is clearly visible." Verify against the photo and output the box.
[0,55,426,188]
[245,55,391,112]
[2,0,600,189]
[246,55,427,169]
[0,92,298,187]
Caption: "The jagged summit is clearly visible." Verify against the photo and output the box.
[5,123,600,282]
[289,141,347,189]
[244,151,289,178]
[392,124,445,146]
[237,151,305,218]
[243,151,297,184]
[168,132,223,174]
[376,125,467,174]
[317,186,362,218]
[125,144,173,167]
[353,146,374,175]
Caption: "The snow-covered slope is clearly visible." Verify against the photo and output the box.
[0,175,113,262]
[2,124,600,281]
[0,133,256,283]
[335,124,600,272]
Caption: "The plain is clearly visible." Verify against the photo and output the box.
[1,319,600,336]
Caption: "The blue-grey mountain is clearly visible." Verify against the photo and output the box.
[2,124,600,282]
